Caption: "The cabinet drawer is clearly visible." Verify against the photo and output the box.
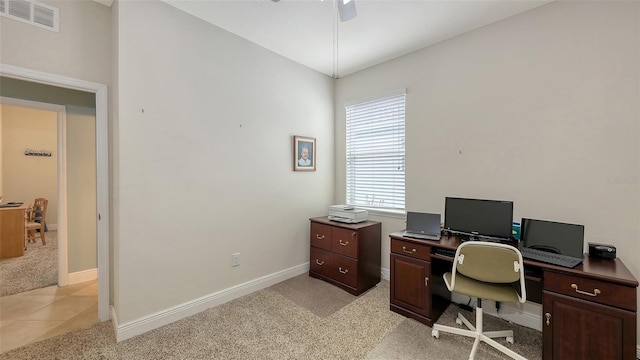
[391,239,430,261]
[332,227,358,258]
[310,247,332,277]
[331,254,358,288]
[310,222,332,251]
[545,271,637,311]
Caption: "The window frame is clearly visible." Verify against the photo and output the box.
[345,89,406,214]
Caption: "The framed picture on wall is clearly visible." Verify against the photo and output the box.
[293,135,316,171]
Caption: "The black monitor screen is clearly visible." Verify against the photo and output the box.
[520,218,584,258]
[444,197,513,240]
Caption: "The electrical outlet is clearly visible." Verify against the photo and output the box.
[231,253,240,267]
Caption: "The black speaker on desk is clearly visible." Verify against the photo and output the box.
[588,242,616,259]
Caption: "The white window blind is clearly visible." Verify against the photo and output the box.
[346,91,406,210]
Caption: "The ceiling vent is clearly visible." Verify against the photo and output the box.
[0,0,59,32]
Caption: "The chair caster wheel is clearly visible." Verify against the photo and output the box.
[456,318,463,325]
[506,336,514,344]
[432,329,439,338]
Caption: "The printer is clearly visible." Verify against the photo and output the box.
[328,205,368,224]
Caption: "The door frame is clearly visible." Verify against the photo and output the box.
[1,63,110,321]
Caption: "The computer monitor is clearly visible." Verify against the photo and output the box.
[444,197,513,240]
[520,218,585,258]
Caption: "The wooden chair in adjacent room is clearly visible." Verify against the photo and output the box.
[25,198,48,245]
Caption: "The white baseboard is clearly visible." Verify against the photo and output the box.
[636,345,639,359]
[114,262,310,342]
[483,300,542,332]
[68,268,97,285]
[450,294,543,331]
[381,267,390,281]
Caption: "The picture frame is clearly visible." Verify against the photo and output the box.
[293,135,316,171]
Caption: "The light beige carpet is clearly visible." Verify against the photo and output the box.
[0,231,57,297]
[0,274,542,359]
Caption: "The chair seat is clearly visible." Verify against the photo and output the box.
[25,221,42,229]
[444,272,520,303]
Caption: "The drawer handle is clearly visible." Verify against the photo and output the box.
[545,313,551,326]
[571,283,601,297]
[424,277,429,286]
[315,259,325,266]
[351,232,356,238]
[338,267,349,274]
[339,240,350,246]
[402,246,417,254]
[316,234,325,240]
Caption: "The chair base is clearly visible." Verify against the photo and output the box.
[25,228,46,245]
[431,304,527,360]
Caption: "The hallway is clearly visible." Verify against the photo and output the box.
[0,280,98,353]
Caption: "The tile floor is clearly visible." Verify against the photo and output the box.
[0,280,98,354]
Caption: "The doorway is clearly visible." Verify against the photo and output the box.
[0,101,61,294]
[0,64,110,322]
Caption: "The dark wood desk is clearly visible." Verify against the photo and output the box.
[389,232,638,360]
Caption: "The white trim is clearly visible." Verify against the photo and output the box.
[483,300,542,332]
[1,63,110,322]
[115,263,310,342]
[451,292,543,332]
[344,88,407,107]
[381,267,390,281]
[68,268,98,285]
[111,305,119,336]
[636,345,639,359]
[57,106,69,286]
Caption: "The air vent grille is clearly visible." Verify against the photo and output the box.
[8,0,29,20]
[0,0,58,32]
[33,3,53,27]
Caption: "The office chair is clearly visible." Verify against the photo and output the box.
[431,241,527,360]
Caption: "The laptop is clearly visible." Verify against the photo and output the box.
[403,212,442,241]
[519,218,585,268]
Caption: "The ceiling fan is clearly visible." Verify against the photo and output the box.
[270,0,357,22]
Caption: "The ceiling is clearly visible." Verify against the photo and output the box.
[159,1,551,77]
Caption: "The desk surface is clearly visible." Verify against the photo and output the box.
[390,232,638,288]
[0,204,28,211]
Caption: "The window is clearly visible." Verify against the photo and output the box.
[346,91,406,210]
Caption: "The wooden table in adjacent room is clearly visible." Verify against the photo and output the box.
[0,204,28,259]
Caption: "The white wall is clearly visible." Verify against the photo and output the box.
[114,1,334,324]
[0,107,3,197]
[1,105,58,224]
[0,0,112,86]
[67,106,97,273]
[336,0,639,342]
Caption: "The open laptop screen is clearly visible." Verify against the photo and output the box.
[406,212,441,236]
[520,218,585,258]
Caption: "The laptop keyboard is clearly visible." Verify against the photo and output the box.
[520,247,583,268]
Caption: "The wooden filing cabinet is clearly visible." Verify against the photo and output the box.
[309,217,381,296]
[542,266,638,360]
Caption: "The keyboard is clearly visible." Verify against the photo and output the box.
[520,247,583,268]
[435,248,456,258]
